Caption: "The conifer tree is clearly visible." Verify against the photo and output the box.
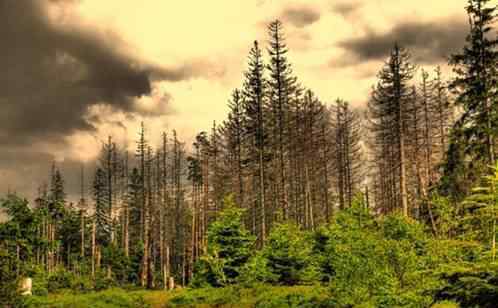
[266,20,298,220]
[243,40,268,243]
[368,44,415,216]
[442,0,498,197]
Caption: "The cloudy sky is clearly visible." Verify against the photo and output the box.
[0,0,479,201]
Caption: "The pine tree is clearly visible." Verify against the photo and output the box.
[266,20,298,220]
[222,89,246,208]
[332,99,363,210]
[442,0,498,197]
[368,43,415,216]
[93,168,109,246]
[243,40,268,244]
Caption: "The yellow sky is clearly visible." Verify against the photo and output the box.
[45,0,474,162]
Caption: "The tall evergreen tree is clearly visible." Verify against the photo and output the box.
[442,0,498,197]
[368,44,415,216]
[243,40,268,244]
[266,20,298,220]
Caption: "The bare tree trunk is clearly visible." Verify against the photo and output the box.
[80,212,85,258]
[91,220,96,278]
[165,246,171,289]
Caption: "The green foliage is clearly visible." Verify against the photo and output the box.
[238,252,276,286]
[47,269,76,292]
[260,223,318,285]
[25,288,149,308]
[191,195,256,287]
[460,163,498,262]
[0,247,22,307]
[334,193,375,231]
[0,194,39,274]
[425,239,483,269]
[101,244,131,284]
[312,207,435,307]
[431,193,460,239]
[435,264,498,308]
[432,301,460,308]
[168,286,242,306]
[380,214,426,243]
[168,285,329,308]
[94,272,117,291]
[441,0,498,198]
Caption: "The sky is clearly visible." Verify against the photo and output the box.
[0,0,483,202]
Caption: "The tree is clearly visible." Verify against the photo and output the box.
[260,223,316,285]
[442,0,498,197]
[368,43,416,216]
[462,163,498,261]
[222,89,246,208]
[243,40,268,244]
[192,195,255,287]
[93,168,109,247]
[266,20,298,220]
[331,99,363,210]
[135,122,150,287]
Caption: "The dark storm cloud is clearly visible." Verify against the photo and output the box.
[281,5,321,28]
[0,0,210,146]
[0,148,98,203]
[337,18,469,65]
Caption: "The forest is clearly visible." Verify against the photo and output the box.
[1,0,498,307]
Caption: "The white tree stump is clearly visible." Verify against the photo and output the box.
[19,277,32,296]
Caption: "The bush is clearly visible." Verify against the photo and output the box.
[102,244,132,284]
[47,269,75,292]
[312,202,435,307]
[260,223,318,285]
[71,275,94,292]
[168,285,329,308]
[0,248,22,306]
[253,286,330,308]
[168,286,241,306]
[238,253,276,286]
[435,264,498,308]
[191,195,256,287]
[94,272,116,291]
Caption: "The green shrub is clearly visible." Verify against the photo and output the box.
[380,214,426,243]
[0,248,22,306]
[238,253,276,286]
[261,223,318,285]
[435,264,498,308]
[71,275,94,292]
[102,244,132,284]
[168,286,241,306]
[94,272,116,291]
[191,195,256,287]
[313,202,434,307]
[253,286,330,308]
[47,269,75,292]
[168,285,330,308]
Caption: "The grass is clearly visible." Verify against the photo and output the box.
[25,288,150,308]
[25,286,461,308]
[26,285,328,308]
[165,284,330,308]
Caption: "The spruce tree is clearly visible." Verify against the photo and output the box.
[369,44,415,216]
[443,0,498,197]
[243,40,268,243]
[266,20,298,220]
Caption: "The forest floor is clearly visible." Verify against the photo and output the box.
[23,285,333,308]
